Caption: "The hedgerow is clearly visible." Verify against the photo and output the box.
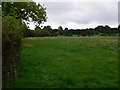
[2,16,26,87]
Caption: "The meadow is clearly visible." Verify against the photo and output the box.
[8,36,118,88]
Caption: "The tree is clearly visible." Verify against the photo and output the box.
[118,25,120,29]
[42,30,51,36]
[2,1,47,26]
[64,27,68,31]
[104,25,111,35]
[43,25,52,31]
[58,26,63,30]
[35,26,41,30]
[2,1,47,87]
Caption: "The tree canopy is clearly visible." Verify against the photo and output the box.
[2,1,47,26]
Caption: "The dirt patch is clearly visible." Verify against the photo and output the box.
[23,44,34,48]
[107,58,117,63]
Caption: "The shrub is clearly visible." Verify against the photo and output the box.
[100,33,107,36]
[32,29,51,37]
[65,34,73,36]
[2,16,25,87]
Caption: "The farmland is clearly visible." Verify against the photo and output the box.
[8,36,118,88]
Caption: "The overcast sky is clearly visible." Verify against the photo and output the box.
[29,0,118,29]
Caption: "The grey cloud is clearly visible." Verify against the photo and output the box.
[40,2,118,28]
[43,2,75,15]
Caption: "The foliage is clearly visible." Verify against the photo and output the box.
[25,29,51,37]
[2,15,27,87]
[2,1,47,26]
[25,25,118,37]
[38,25,118,37]
[41,30,51,36]
[2,16,26,40]
[58,26,63,30]
[43,25,52,31]
[2,1,47,87]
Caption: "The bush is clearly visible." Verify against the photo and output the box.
[81,34,87,36]
[26,29,51,37]
[100,33,107,36]
[41,30,51,37]
[2,16,25,87]
[65,34,73,36]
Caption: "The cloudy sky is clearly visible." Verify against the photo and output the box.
[29,0,118,29]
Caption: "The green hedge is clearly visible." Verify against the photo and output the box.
[2,16,25,87]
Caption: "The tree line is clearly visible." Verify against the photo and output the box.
[24,25,119,37]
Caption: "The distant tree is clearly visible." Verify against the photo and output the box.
[95,25,104,31]
[105,25,110,28]
[118,25,120,32]
[35,26,41,30]
[64,27,70,36]
[64,27,69,31]
[95,25,105,34]
[34,29,41,37]
[41,30,51,37]
[104,25,111,36]
[43,25,52,31]
[58,26,63,30]
[118,25,120,36]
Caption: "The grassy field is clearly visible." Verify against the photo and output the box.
[8,36,118,88]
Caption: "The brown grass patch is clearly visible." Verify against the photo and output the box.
[23,44,34,48]
[107,58,116,63]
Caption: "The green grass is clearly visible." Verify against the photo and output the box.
[8,36,118,88]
